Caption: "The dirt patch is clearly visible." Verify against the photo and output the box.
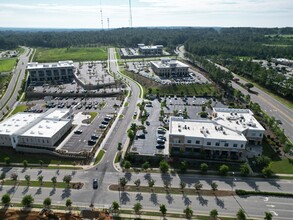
[0,209,80,220]
[109,184,235,197]
[0,208,111,220]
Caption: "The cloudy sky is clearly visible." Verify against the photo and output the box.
[0,0,292,28]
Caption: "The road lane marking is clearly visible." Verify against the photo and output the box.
[266,205,275,208]
[264,197,269,202]
[269,211,278,216]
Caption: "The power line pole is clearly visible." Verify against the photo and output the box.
[129,0,133,28]
[100,0,104,29]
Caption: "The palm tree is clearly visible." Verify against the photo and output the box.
[10,173,18,185]
[43,197,52,209]
[134,179,141,190]
[184,206,193,219]
[133,202,142,215]
[119,177,127,190]
[264,212,273,220]
[66,199,72,213]
[148,178,155,191]
[112,201,120,214]
[51,176,57,187]
[210,209,218,219]
[159,204,167,216]
[39,160,44,168]
[24,175,31,186]
[180,181,186,193]
[1,194,11,206]
[194,182,203,192]
[163,180,171,191]
[23,160,28,169]
[38,175,44,186]
[21,195,34,208]
[142,161,150,172]
[211,182,218,192]
[63,175,72,188]
[236,209,246,220]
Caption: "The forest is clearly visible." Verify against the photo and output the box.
[0,27,293,59]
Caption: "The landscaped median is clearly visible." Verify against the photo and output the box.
[0,180,83,189]
[235,189,293,198]
[109,184,234,196]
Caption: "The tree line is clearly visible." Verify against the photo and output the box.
[185,27,293,59]
[1,27,293,59]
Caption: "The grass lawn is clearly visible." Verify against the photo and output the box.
[11,105,28,115]
[88,112,98,122]
[33,47,108,62]
[94,149,105,164]
[0,58,17,72]
[271,159,293,174]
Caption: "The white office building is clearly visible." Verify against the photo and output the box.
[138,44,163,56]
[27,60,74,84]
[151,58,189,78]
[0,109,72,150]
[169,108,265,159]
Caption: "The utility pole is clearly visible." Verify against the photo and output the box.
[129,0,133,28]
[100,0,104,29]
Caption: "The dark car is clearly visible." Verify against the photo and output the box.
[93,179,98,189]
[74,129,83,134]
[136,133,145,139]
[156,144,165,149]
[91,134,99,140]
[88,139,97,145]
[157,139,165,144]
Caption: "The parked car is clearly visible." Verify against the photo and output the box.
[156,144,165,149]
[91,134,99,140]
[157,139,165,144]
[88,139,97,145]
[99,124,107,129]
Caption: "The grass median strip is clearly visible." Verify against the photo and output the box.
[109,184,234,196]
[94,149,106,164]
[1,180,83,189]
[235,189,293,198]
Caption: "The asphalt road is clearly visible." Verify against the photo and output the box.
[0,47,33,120]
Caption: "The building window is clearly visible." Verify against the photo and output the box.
[224,143,229,147]
[187,140,191,144]
[233,144,238,148]
[207,142,211,146]
[241,144,244,148]
[215,142,220,146]
[259,133,262,137]
[196,140,200,144]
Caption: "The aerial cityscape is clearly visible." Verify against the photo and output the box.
[0,0,293,219]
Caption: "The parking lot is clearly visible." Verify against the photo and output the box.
[21,96,122,153]
[127,61,210,85]
[130,97,227,156]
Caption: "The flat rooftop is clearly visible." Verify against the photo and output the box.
[213,108,265,132]
[21,119,69,138]
[151,58,189,69]
[170,117,247,141]
[139,45,163,50]
[27,61,74,70]
[45,109,70,120]
[0,113,41,135]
